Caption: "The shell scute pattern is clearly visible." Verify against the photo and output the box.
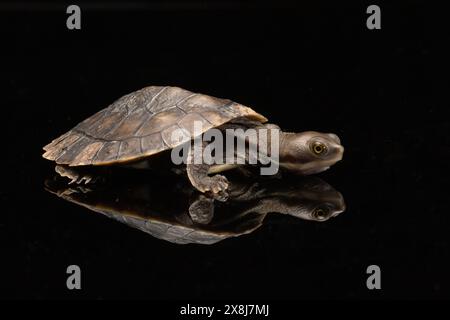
[43,86,267,166]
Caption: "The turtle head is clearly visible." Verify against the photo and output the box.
[279,131,344,175]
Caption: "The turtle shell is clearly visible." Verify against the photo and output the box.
[43,86,267,166]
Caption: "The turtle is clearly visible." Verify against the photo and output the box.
[43,86,344,198]
[44,171,346,245]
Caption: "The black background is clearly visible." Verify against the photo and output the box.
[1,0,447,300]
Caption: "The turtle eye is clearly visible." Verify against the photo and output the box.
[310,142,327,155]
[312,206,330,220]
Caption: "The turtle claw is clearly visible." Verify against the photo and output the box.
[205,175,229,202]
[78,174,96,184]
[68,175,79,185]
[210,174,229,192]
[207,189,229,202]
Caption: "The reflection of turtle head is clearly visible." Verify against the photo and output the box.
[243,176,345,222]
[280,179,345,222]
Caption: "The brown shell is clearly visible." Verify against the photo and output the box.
[43,86,268,166]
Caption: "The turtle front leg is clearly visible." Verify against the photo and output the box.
[55,165,98,185]
[186,142,229,201]
[186,162,229,201]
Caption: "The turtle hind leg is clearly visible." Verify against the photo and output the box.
[55,165,99,185]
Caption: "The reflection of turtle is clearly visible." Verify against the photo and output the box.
[45,172,345,245]
[43,86,344,198]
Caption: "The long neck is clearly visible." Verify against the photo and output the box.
[278,132,294,162]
